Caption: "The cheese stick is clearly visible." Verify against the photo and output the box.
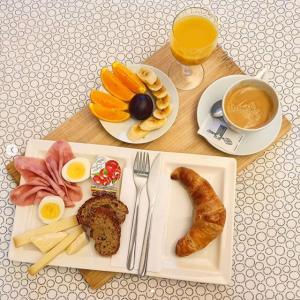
[66,232,89,255]
[28,225,83,276]
[14,216,78,248]
[30,232,68,253]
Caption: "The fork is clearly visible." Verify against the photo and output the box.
[126,152,150,271]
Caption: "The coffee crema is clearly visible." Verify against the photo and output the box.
[224,85,275,129]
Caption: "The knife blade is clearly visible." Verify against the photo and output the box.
[146,153,161,208]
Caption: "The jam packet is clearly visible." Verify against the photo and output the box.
[91,156,122,197]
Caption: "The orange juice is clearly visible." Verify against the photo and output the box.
[171,15,218,65]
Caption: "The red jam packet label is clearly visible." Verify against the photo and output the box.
[91,156,122,197]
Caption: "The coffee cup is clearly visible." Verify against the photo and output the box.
[222,76,280,133]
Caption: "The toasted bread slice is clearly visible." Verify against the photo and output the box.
[77,193,128,225]
[89,207,121,256]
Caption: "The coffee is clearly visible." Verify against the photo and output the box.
[224,85,275,129]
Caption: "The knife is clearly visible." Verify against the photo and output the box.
[138,153,161,276]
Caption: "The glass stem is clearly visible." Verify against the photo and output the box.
[182,65,192,77]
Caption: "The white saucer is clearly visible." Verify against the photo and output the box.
[197,75,282,156]
[99,64,179,144]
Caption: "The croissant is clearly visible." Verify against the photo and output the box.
[171,167,226,257]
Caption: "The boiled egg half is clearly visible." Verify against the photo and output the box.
[61,157,91,183]
[38,196,65,224]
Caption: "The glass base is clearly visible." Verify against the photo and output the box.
[168,61,204,90]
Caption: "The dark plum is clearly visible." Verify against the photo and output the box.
[129,94,153,120]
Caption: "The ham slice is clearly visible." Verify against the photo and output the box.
[10,140,82,207]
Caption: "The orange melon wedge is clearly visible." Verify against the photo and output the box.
[101,68,135,102]
[90,90,128,111]
[89,103,130,123]
[112,61,146,93]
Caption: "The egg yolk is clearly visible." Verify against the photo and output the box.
[40,203,60,220]
[67,162,85,180]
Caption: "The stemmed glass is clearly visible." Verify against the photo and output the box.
[169,7,218,90]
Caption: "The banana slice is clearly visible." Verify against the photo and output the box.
[147,78,163,92]
[137,67,157,85]
[156,95,170,110]
[153,86,167,99]
[140,116,166,131]
[128,123,149,141]
[153,105,172,120]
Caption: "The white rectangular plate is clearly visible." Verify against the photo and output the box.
[9,139,236,284]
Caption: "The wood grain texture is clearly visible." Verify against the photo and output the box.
[6,44,291,289]
[79,269,118,289]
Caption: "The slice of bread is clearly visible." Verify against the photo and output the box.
[77,193,128,225]
[89,206,121,256]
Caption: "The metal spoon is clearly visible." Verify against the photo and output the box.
[210,100,224,118]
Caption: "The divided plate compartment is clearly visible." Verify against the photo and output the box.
[9,139,236,284]
[146,153,236,284]
[9,140,134,271]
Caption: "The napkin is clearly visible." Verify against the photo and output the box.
[198,115,245,153]
[111,167,169,274]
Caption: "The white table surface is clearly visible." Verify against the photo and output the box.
[0,0,299,299]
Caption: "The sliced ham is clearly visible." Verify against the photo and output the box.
[10,140,82,207]
[11,185,56,206]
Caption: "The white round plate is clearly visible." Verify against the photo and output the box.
[197,75,282,156]
[99,64,179,144]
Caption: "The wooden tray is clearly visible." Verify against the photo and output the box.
[6,44,291,289]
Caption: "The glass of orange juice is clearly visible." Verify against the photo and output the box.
[169,7,218,90]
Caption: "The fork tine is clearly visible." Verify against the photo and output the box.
[134,152,139,171]
[138,152,143,173]
[144,153,148,173]
[134,152,150,175]
[146,153,150,174]
[140,152,144,173]
[141,153,144,171]
[140,152,144,172]
[144,152,148,172]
